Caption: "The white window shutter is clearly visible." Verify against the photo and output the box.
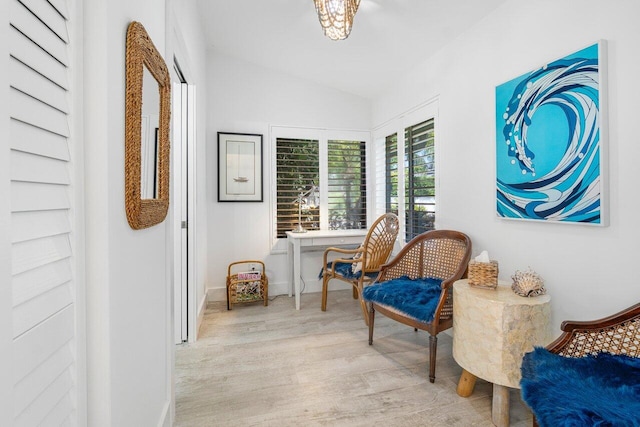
[9,0,77,425]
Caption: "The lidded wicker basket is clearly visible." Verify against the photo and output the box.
[468,260,499,289]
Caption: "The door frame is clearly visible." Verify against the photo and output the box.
[171,61,197,344]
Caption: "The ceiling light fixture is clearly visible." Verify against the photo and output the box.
[313,0,361,41]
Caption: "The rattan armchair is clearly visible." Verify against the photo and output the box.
[363,230,472,383]
[321,213,400,325]
[544,303,640,357]
[522,302,640,427]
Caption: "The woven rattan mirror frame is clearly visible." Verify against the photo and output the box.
[125,21,171,229]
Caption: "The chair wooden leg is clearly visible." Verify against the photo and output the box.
[359,298,370,326]
[321,274,329,311]
[368,305,375,345]
[428,334,437,383]
[352,285,358,299]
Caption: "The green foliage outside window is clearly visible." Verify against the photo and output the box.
[275,138,319,237]
[327,140,366,230]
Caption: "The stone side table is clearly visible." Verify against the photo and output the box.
[452,279,551,427]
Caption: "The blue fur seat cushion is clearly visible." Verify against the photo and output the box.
[319,261,378,280]
[520,347,640,427]
[362,276,443,322]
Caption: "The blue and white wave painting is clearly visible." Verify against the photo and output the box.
[496,43,603,224]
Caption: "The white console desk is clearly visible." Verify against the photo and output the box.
[286,229,367,310]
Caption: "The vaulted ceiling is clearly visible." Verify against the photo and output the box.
[196,0,507,99]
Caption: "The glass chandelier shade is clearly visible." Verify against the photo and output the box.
[313,0,361,41]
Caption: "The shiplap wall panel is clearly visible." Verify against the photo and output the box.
[10,26,68,90]
[11,234,71,276]
[10,57,68,113]
[13,283,72,337]
[11,150,70,184]
[18,0,69,43]
[14,344,73,416]
[10,88,69,137]
[10,0,75,423]
[14,367,73,426]
[12,259,72,307]
[10,0,69,66]
[11,210,71,243]
[11,181,70,212]
[10,119,70,161]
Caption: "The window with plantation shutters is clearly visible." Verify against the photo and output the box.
[404,119,435,241]
[273,129,369,242]
[9,0,78,424]
[385,134,398,215]
[275,138,319,238]
[327,139,366,230]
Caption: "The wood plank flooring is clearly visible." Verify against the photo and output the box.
[175,290,532,426]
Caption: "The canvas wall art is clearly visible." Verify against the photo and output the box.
[496,41,606,225]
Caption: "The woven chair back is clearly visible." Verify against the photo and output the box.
[379,230,471,283]
[549,303,640,358]
[362,213,400,271]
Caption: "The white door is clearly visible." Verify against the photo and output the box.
[8,0,80,423]
[173,82,188,343]
[173,81,196,344]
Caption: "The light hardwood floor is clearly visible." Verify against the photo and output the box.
[175,290,532,426]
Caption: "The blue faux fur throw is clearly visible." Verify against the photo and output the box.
[520,347,640,427]
[362,276,443,322]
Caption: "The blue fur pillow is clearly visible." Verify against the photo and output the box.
[318,261,378,280]
[362,276,443,322]
[520,347,640,427]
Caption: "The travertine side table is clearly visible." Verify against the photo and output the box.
[452,279,551,427]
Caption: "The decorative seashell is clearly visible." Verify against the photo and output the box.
[511,268,546,297]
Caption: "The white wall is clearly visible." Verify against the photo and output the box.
[84,0,175,425]
[206,52,372,298]
[373,0,640,330]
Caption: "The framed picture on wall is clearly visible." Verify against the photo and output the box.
[217,132,263,202]
[495,41,607,225]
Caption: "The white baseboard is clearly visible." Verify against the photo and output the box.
[206,280,351,302]
[195,295,207,340]
[156,400,171,427]
[207,287,227,302]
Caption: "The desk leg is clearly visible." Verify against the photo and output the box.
[287,239,293,298]
[293,239,301,310]
[456,369,477,397]
[491,384,510,427]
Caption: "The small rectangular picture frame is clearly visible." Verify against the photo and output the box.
[217,132,263,202]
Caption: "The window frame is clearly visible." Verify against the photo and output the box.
[404,119,435,241]
[270,126,372,253]
[372,98,439,244]
[274,136,320,237]
[327,139,367,230]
